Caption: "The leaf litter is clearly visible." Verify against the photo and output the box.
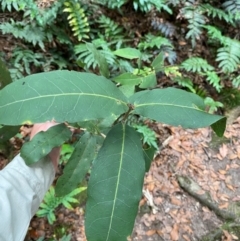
[132,116,240,241]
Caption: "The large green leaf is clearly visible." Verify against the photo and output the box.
[0,71,128,125]
[0,58,12,90]
[85,124,145,241]
[21,124,72,165]
[130,88,226,136]
[55,132,97,197]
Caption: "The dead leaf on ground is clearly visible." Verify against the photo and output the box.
[170,223,179,241]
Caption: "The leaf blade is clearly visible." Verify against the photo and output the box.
[0,70,128,125]
[130,88,226,136]
[21,124,72,165]
[85,124,145,241]
[55,132,97,197]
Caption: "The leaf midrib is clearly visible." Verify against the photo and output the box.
[0,93,128,108]
[135,102,204,111]
[106,124,125,241]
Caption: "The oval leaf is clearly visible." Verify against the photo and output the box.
[130,88,226,136]
[85,124,145,241]
[0,70,128,125]
[21,124,72,165]
[56,132,97,197]
[113,73,142,86]
[113,48,141,59]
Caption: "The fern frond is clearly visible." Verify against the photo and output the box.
[200,4,235,24]
[1,0,27,11]
[232,75,240,88]
[172,76,195,93]
[74,39,116,69]
[63,0,90,41]
[0,20,45,49]
[151,18,176,37]
[216,40,240,73]
[181,2,206,47]
[181,57,214,73]
[222,0,240,14]
[97,15,124,41]
[133,0,172,13]
[205,71,222,92]
[204,25,223,42]
[138,34,173,50]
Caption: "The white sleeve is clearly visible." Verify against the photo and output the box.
[0,154,55,241]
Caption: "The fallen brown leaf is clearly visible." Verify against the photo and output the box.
[146,229,157,236]
[170,224,179,241]
[219,143,228,158]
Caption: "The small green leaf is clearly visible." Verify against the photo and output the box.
[0,58,12,89]
[113,73,142,86]
[130,88,226,136]
[85,124,145,241]
[151,52,164,72]
[113,48,142,59]
[21,124,72,165]
[55,132,97,197]
[139,73,157,88]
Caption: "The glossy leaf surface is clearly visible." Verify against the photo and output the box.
[85,124,145,241]
[130,88,226,136]
[0,70,128,125]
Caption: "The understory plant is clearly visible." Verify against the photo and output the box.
[0,69,226,241]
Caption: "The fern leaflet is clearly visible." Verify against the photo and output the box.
[181,57,214,73]
[63,0,90,41]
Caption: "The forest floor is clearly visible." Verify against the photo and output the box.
[0,114,236,241]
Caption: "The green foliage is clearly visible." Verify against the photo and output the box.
[133,0,172,13]
[222,0,240,14]
[204,97,224,114]
[74,39,116,72]
[133,124,158,149]
[200,4,235,24]
[97,15,124,43]
[0,20,46,49]
[0,70,226,240]
[56,132,97,197]
[205,25,240,74]
[181,1,206,47]
[63,0,90,41]
[37,186,86,224]
[181,57,214,73]
[21,124,72,165]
